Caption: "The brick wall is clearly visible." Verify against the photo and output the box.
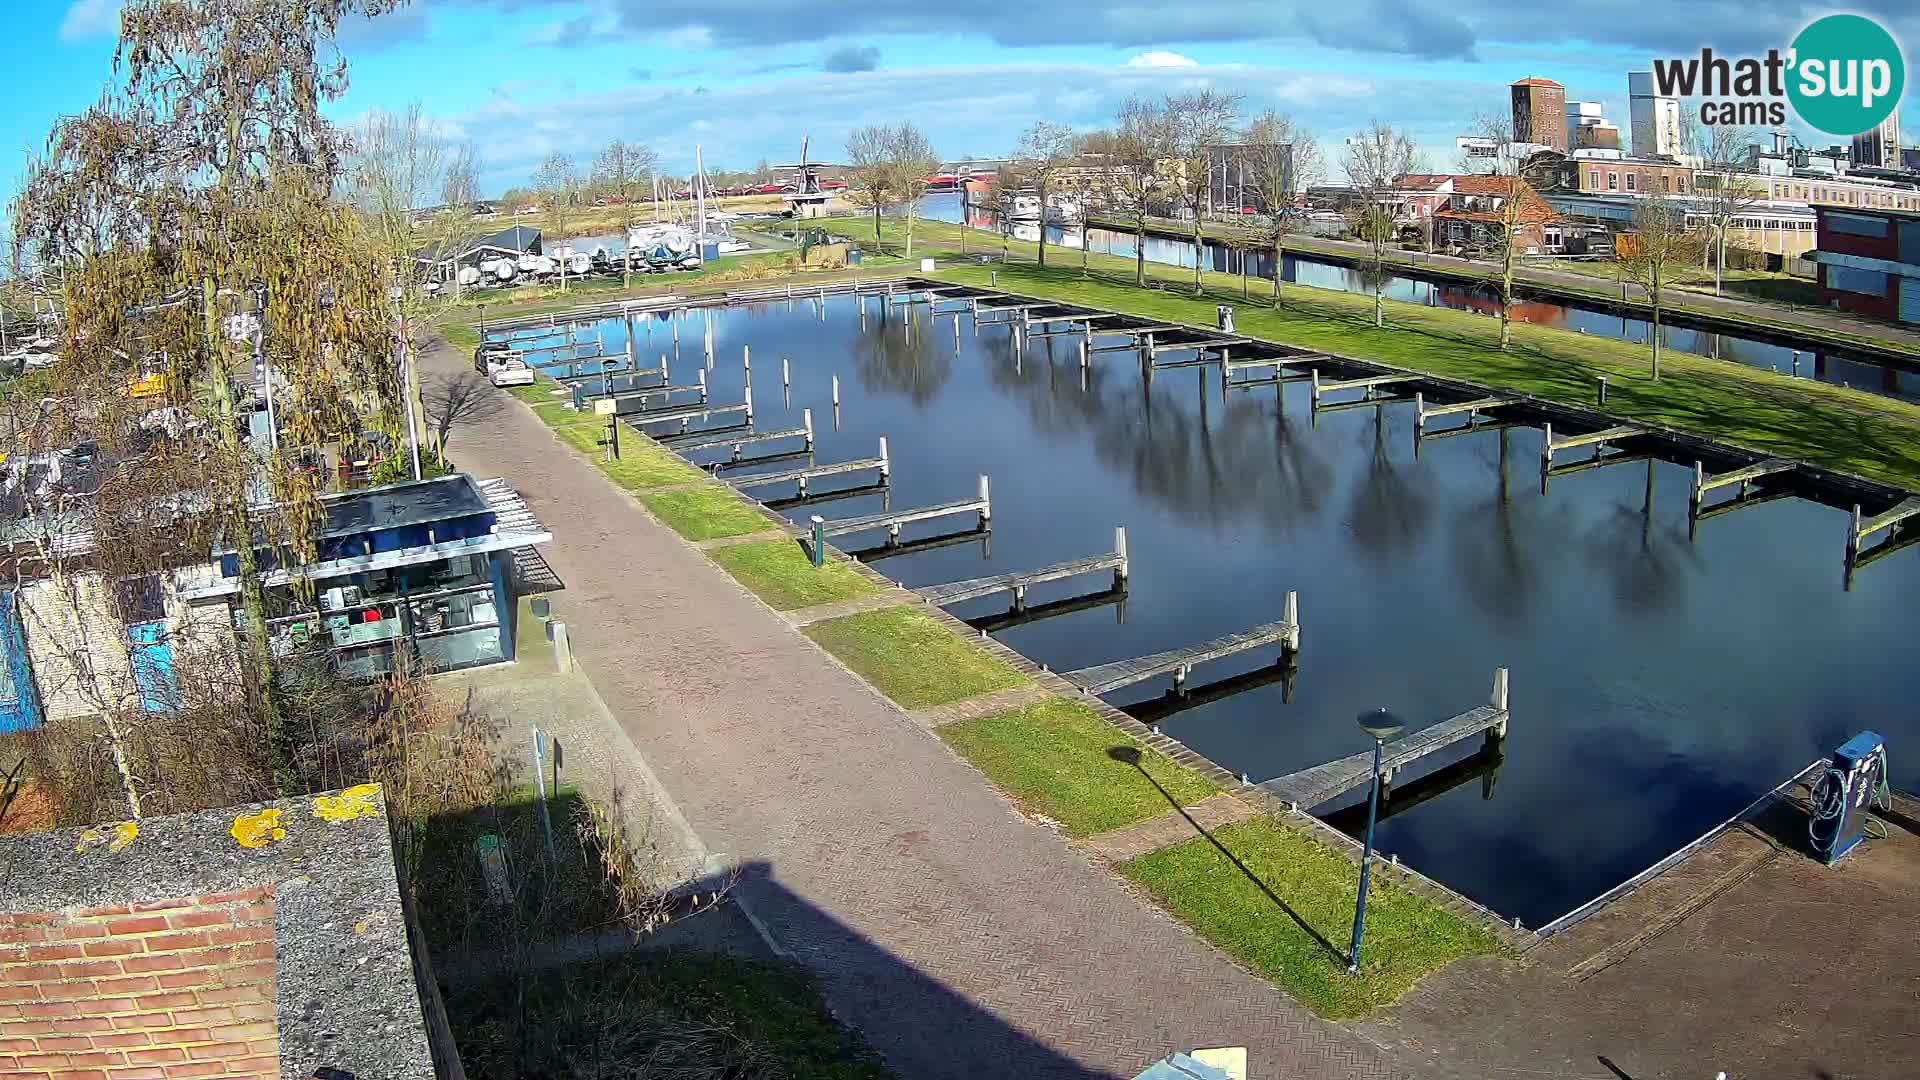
[0,886,279,1080]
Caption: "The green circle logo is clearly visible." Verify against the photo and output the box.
[1788,15,1905,136]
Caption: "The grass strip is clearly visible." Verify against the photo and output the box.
[638,486,773,541]
[941,697,1217,836]
[710,538,879,611]
[804,606,1025,708]
[824,217,1920,490]
[1120,816,1502,1019]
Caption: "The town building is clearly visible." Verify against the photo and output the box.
[1809,205,1920,323]
[1628,72,1683,158]
[1565,101,1621,151]
[1543,152,1697,198]
[413,224,542,278]
[1387,173,1585,254]
[1543,192,1818,260]
[0,786,456,1079]
[1852,112,1902,169]
[1511,77,1569,152]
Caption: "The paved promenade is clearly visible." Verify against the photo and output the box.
[424,341,1396,1079]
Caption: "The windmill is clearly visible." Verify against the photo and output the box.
[775,136,836,219]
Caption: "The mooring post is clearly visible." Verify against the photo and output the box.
[1078,340,1089,368]
[1596,375,1608,405]
[1114,525,1129,586]
[1691,460,1705,515]
[1792,350,1802,378]
[802,408,815,449]
[1310,367,1321,407]
[1282,590,1300,651]
[1490,666,1510,740]
[743,344,751,375]
[990,270,998,287]
[831,374,841,408]
[744,390,754,424]
[1413,391,1426,434]
[696,367,708,403]
[978,474,992,525]
[624,312,636,366]
[810,515,826,568]
[672,318,678,346]
[1013,583,1028,611]
[1848,504,1863,561]
[877,436,890,481]
[782,357,790,389]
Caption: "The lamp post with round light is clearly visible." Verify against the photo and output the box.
[1348,707,1406,975]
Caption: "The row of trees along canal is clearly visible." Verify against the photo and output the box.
[4,0,498,828]
[838,91,1770,384]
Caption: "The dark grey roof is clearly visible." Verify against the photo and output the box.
[319,473,492,539]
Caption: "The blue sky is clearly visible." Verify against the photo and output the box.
[7,1,1918,199]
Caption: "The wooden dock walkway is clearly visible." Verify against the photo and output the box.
[815,476,991,541]
[1541,422,1643,464]
[1311,371,1421,404]
[728,439,888,494]
[1260,668,1511,811]
[664,410,813,457]
[1848,496,1920,561]
[1413,392,1519,432]
[623,399,752,428]
[552,364,663,385]
[1061,596,1298,696]
[916,528,1127,607]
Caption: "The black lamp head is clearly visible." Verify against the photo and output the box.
[1356,707,1406,743]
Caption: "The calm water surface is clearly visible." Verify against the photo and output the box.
[525,296,1920,927]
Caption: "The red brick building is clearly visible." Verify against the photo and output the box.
[1810,206,1920,324]
[1511,78,1568,153]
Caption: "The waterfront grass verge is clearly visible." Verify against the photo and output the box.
[1120,817,1503,1019]
[825,217,1920,490]
[804,607,1026,708]
[940,698,1217,836]
[639,486,772,541]
[710,539,879,611]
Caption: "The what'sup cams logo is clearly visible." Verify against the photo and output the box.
[1651,14,1905,136]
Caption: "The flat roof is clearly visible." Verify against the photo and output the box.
[320,473,491,539]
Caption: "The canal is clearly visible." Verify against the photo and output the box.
[541,294,1920,930]
[909,192,1920,404]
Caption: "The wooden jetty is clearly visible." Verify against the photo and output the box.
[964,586,1124,634]
[1691,458,1795,509]
[1060,594,1299,696]
[844,524,989,563]
[1149,336,1246,361]
[728,438,889,495]
[664,410,814,458]
[1310,370,1421,407]
[622,399,751,429]
[551,364,663,386]
[1847,496,1920,564]
[1260,668,1511,811]
[600,378,709,409]
[1413,392,1519,433]
[917,528,1128,608]
[1125,658,1296,726]
[766,480,890,513]
[815,476,991,541]
[1539,423,1646,494]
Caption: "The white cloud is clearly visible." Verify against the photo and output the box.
[659,25,713,50]
[59,0,118,42]
[1124,50,1198,69]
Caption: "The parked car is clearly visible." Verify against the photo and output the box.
[488,358,534,387]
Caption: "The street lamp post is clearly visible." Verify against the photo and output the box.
[1348,707,1406,975]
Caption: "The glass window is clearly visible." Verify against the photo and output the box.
[1589,170,1600,189]
[1625,174,1636,192]
[1607,173,1617,190]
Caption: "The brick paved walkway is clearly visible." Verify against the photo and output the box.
[426,341,1397,1080]
[1080,796,1263,864]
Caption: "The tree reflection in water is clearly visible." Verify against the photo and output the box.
[851,306,951,407]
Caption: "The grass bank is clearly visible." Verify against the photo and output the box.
[803,607,1025,708]
[1122,817,1504,1019]
[710,539,879,610]
[940,698,1215,836]
[820,216,1920,491]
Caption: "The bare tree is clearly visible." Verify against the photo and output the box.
[1616,190,1699,380]
[422,371,504,461]
[845,125,899,244]
[1238,110,1321,308]
[1099,98,1172,287]
[1164,90,1241,295]
[534,152,579,289]
[1456,113,1556,350]
[592,140,657,286]
[1343,120,1421,328]
[1691,123,1762,295]
[886,124,940,258]
[1014,121,1079,269]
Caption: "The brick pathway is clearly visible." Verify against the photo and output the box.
[1079,796,1263,864]
[425,341,1398,1080]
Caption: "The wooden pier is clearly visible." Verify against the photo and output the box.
[664,410,814,458]
[1846,496,1920,576]
[552,364,663,386]
[600,378,710,409]
[964,586,1125,634]
[1260,668,1511,811]
[1061,594,1298,697]
[917,528,1128,608]
[1311,370,1421,406]
[1689,458,1797,529]
[622,399,752,429]
[815,476,991,541]
[1539,423,1646,494]
[1413,392,1519,433]
[1125,658,1297,726]
[728,438,889,494]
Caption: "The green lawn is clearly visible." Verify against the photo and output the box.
[821,216,1920,491]
[710,538,880,610]
[1121,817,1503,1019]
[941,698,1217,836]
[804,606,1026,708]
[443,947,894,1080]
[638,486,774,541]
